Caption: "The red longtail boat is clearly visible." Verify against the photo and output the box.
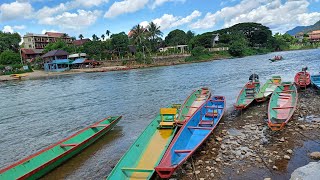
[294,68,311,88]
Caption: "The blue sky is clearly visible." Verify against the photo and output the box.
[0,0,320,39]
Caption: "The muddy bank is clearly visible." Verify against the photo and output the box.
[167,88,320,180]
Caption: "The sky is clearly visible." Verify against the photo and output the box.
[0,0,320,40]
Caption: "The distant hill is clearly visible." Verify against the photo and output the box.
[286,20,320,35]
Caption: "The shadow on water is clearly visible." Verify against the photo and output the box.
[42,126,123,179]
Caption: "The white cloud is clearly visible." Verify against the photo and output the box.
[2,25,14,33]
[140,21,149,28]
[39,10,101,30]
[147,10,201,31]
[13,25,26,30]
[189,0,320,33]
[151,0,185,9]
[0,1,33,22]
[104,0,149,18]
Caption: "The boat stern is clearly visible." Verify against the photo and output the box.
[155,166,176,179]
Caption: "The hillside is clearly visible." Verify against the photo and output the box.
[286,20,320,35]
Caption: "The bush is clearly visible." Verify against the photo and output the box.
[0,50,21,65]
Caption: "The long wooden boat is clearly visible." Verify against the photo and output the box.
[176,87,211,125]
[0,116,122,179]
[268,82,297,131]
[294,71,311,88]
[107,106,178,180]
[234,79,260,110]
[311,74,320,89]
[155,96,226,178]
[269,56,283,62]
[255,76,281,102]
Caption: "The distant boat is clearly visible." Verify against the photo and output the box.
[269,56,283,62]
[234,74,260,110]
[0,116,122,179]
[176,87,211,125]
[268,82,297,131]
[155,96,226,178]
[10,74,27,79]
[294,69,311,88]
[255,76,282,102]
[311,74,320,89]
[107,106,178,180]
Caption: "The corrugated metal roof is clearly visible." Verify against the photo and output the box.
[42,50,69,58]
[71,58,86,64]
[51,59,71,64]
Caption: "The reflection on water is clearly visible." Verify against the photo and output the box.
[0,49,320,179]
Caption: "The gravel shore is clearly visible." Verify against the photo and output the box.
[164,88,320,180]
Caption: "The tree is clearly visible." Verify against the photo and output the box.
[0,50,21,65]
[110,32,129,56]
[79,34,84,40]
[186,30,195,42]
[92,34,99,41]
[0,31,21,53]
[228,35,249,57]
[130,24,146,45]
[165,29,188,46]
[43,40,76,53]
[106,30,111,37]
[101,34,105,41]
[147,22,162,52]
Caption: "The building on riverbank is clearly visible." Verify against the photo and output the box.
[21,48,44,63]
[42,50,70,72]
[23,32,73,49]
[308,30,320,42]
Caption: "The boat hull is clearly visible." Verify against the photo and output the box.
[255,76,281,102]
[0,116,122,180]
[234,81,260,110]
[311,75,320,89]
[176,88,211,125]
[268,83,297,131]
[155,96,226,178]
[107,107,177,180]
[294,71,311,88]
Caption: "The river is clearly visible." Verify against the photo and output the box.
[0,49,319,179]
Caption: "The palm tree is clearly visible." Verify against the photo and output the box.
[106,30,111,38]
[79,34,84,40]
[131,24,146,45]
[147,22,162,52]
[101,34,105,41]
[92,34,98,41]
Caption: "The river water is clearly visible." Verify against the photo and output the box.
[0,49,319,179]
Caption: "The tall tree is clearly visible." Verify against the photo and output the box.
[79,34,84,40]
[110,32,129,56]
[165,29,188,46]
[130,24,146,45]
[0,31,21,53]
[147,22,162,52]
[92,34,99,41]
[101,34,105,41]
[106,30,111,37]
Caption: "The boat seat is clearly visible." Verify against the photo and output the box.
[199,120,214,126]
[159,108,176,129]
[272,106,294,109]
[188,126,212,130]
[174,150,192,153]
[205,106,224,109]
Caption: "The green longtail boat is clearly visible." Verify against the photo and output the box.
[107,106,178,180]
[0,116,122,180]
[268,82,297,131]
[234,77,260,110]
[176,87,211,125]
[255,76,282,102]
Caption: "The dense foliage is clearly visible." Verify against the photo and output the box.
[0,50,21,65]
[165,29,188,46]
[0,31,21,53]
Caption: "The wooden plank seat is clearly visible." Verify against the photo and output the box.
[60,143,78,147]
[159,122,175,126]
[188,126,212,130]
[91,124,109,128]
[272,106,294,110]
[199,120,213,126]
[174,150,192,153]
[209,99,224,102]
[186,106,199,108]
[205,106,224,109]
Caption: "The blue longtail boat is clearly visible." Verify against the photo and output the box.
[155,96,226,178]
[311,74,320,89]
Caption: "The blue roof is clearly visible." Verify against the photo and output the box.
[71,58,86,64]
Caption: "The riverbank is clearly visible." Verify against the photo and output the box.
[0,53,231,82]
[166,88,320,180]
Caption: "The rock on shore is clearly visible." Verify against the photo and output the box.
[290,161,320,180]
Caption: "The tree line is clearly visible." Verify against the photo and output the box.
[0,22,317,67]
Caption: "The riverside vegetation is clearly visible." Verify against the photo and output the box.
[1,22,319,74]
